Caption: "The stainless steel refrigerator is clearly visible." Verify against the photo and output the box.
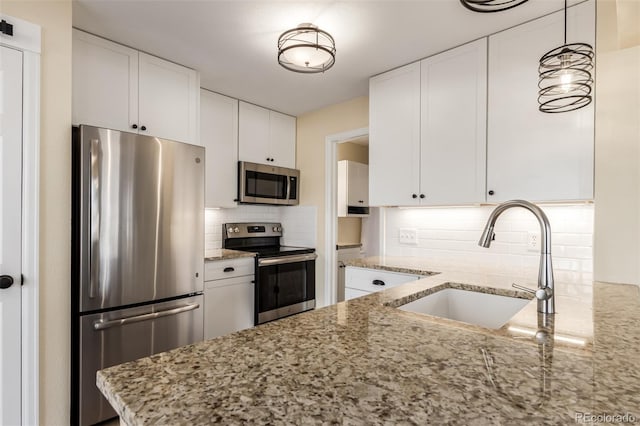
[71,125,205,425]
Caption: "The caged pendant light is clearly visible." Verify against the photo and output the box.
[460,0,529,13]
[277,23,336,73]
[538,0,594,113]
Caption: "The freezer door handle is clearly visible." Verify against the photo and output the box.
[89,138,101,299]
[92,302,200,331]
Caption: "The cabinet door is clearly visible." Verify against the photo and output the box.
[420,38,487,205]
[138,52,199,144]
[348,162,369,207]
[204,276,254,339]
[200,89,239,208]
[72,29,138,132]
[269,110,296,168]
[238,101,270,164]
[487,1,595,202]
[369,62,421,206]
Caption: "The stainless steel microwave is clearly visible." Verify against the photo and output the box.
[238,161,300,205]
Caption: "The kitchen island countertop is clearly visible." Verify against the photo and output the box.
[97,256,640,425]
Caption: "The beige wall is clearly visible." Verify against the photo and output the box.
[297,96,369,305]
[337,142,369,245]
[337,142,368,164]
[2,1,72,424]
[594,0,640,285]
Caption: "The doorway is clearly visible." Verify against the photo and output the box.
[324,128,382,305]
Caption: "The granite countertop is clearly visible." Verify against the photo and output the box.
[97,256,640,425]
[204,248,255,261]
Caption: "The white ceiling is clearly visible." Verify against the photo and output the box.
[73,0,572,116]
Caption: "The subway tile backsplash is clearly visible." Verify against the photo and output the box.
[383,204,594,284]
[204,205,317,256]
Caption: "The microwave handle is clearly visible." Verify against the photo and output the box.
[286,175,292,201]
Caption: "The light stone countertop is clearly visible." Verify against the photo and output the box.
[97,256,640,425]
[204,248,255,261]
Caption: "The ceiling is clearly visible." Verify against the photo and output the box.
[73,0,573,116]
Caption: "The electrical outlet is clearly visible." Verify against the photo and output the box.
[399,228,418,245]
[527,232,540,252]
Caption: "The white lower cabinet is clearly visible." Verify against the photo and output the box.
[204,257,255,339]
[344,266,423,300]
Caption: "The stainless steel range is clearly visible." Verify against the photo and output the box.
[223,222,316,324]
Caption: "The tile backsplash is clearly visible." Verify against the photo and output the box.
[205,205,317,256]
[383,204,593,285]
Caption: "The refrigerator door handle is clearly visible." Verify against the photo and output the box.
[92,302,200,331]
[89,138,100,299]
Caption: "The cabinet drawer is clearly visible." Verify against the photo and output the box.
[205,257,254,281]
[345,267,422,293]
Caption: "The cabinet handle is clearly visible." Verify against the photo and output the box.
[419,194,425,199]
[223,267,235,273]
[412,194,418,199]
[131,124,138,129]
[372,279,386,286]
[488,190,495,196]
[140,125,147,131]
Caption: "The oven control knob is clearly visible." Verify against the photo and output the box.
[234,227,240,233]
[227,227,234,233]
[273,226,282,232]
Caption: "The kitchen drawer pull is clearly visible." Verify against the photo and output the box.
[223,267,235,273]
[92,303,200,331]
[372,279,386,286]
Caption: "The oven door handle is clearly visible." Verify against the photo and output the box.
[258,253,317,266]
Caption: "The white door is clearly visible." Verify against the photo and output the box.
[0,44,24,426]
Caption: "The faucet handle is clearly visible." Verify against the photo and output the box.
[512,283,553,301]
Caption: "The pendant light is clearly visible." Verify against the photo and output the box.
[538,0,594,113]
[277,23,336,73]
[460,0,529,13]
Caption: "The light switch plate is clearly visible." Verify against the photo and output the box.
[399,228,418,245]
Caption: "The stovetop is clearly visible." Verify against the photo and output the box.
[236,245,315,258]
[222,222,315,258]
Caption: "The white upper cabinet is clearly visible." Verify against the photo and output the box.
[420,38,487,205]
[72,29,138,133]
[72,29,199,145]
[369,39,486,207]
[138,53,199,145]
[369,62,421,206]
[200,89,239,208]
[238,101,296,168]
[487,1,595,202]
[338,160,369,217]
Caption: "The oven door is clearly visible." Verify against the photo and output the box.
[256,253,316,324]
[238,161,299,205]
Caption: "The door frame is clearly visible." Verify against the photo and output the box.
[323,127,369,306]
[1,14,41,426]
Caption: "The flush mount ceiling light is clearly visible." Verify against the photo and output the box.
[277,23,336,73]
[459,0,529,13]
[538,0,594,113]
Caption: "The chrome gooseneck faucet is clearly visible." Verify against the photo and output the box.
[478,200,555,314]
